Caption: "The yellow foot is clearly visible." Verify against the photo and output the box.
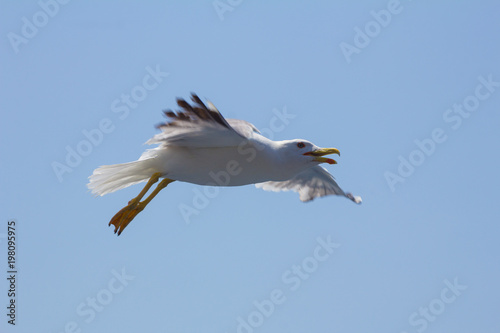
[107,175,175,236]
[108,202,145,236]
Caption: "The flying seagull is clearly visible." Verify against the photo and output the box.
[88,94,361,235]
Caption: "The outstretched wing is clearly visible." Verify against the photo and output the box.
[146,93,259,148]
[256,166,362,203]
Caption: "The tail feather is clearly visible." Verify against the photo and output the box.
[87,160,157,196]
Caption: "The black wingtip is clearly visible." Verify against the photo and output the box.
[155,93,232,130]
[190,93,206,109]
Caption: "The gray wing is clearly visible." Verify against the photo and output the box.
[146,93,259,147]
[226,119,261,138]
[256,166,362,203]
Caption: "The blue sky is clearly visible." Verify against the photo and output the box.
[1,1,499,332]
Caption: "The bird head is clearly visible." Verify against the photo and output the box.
[280,139,340,166]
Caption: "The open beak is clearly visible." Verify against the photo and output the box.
[303,148,340,165]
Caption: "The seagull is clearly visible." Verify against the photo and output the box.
[88,94,361,235]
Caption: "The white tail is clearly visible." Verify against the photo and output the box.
[87,159,158,196]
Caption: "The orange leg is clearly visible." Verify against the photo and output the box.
[108,173,175,235]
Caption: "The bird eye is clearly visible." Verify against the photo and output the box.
[297,142,305,148]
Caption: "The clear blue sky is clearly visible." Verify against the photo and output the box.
[1,1,499,332]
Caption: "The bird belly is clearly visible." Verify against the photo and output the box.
[151,146,285,186]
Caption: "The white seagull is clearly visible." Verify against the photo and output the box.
[88,94,361,235]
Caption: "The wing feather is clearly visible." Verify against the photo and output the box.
[147,93,259,148]
[256,166,362,203]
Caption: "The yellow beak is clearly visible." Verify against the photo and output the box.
[303,148,340,165]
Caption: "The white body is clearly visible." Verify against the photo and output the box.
[148,137,310,186]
